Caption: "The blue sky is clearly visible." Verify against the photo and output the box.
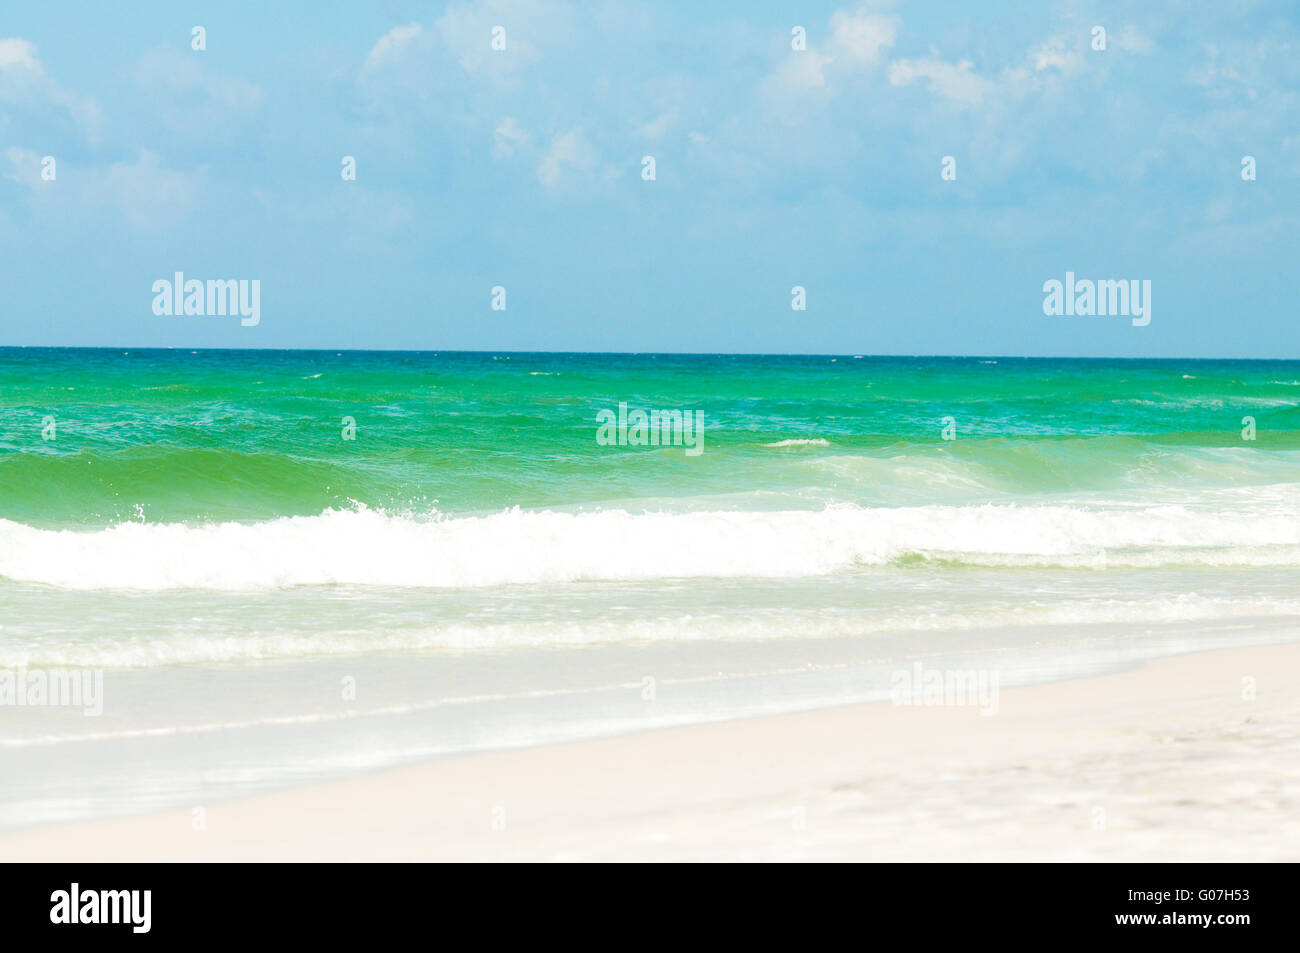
[1,0,1297,356]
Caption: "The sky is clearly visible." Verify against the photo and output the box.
[1,0,1297,357]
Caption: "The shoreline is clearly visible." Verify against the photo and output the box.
[2,639,1297,861]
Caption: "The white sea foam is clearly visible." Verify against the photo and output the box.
[3,594,1299,668]
[2,495,1300,592]
[763,438,831,447]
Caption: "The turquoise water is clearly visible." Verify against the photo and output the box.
[3,349,1299,526]
[3,348,1300,646]
[1,349,1298,827]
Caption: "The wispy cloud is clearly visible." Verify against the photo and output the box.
[537,129,615,189]
[0,37,102,142]
[888,56,993,105]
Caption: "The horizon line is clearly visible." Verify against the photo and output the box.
[2,346,1299,362]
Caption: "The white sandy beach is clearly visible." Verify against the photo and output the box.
[2,640,1296,862]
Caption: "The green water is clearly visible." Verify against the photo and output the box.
[2,349,1298,526]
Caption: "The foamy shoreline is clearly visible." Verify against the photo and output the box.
[3,639,1297,862]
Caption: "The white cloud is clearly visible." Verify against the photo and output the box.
[364,24,426,71]
[357,0,578,111]
[4,148,200,229]
[1030,37,1084,75]
[635,111,677,140]
[3,146,43,186]
[1116,26,1154,54]
[98,152,199,229]
[888,25,1104,111]
[0,37,41,74]
[1187,43,1260,100]
[492,117,531,158]
[887,57,993,105]
[537,130,609,189]
[0,36,102,142]
[756,4,897,121]
[778,50,834,90]
[134,50,263,145]
[756,51,835,122]
[827,7,898,65]
[434,0,575,79]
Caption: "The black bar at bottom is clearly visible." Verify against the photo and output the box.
[0,862,1288,940]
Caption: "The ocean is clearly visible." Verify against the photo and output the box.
[2,349,1299,827]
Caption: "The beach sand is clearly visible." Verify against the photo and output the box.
[3,641,1297,862]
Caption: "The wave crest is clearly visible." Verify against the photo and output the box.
[2,498,1300,591]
